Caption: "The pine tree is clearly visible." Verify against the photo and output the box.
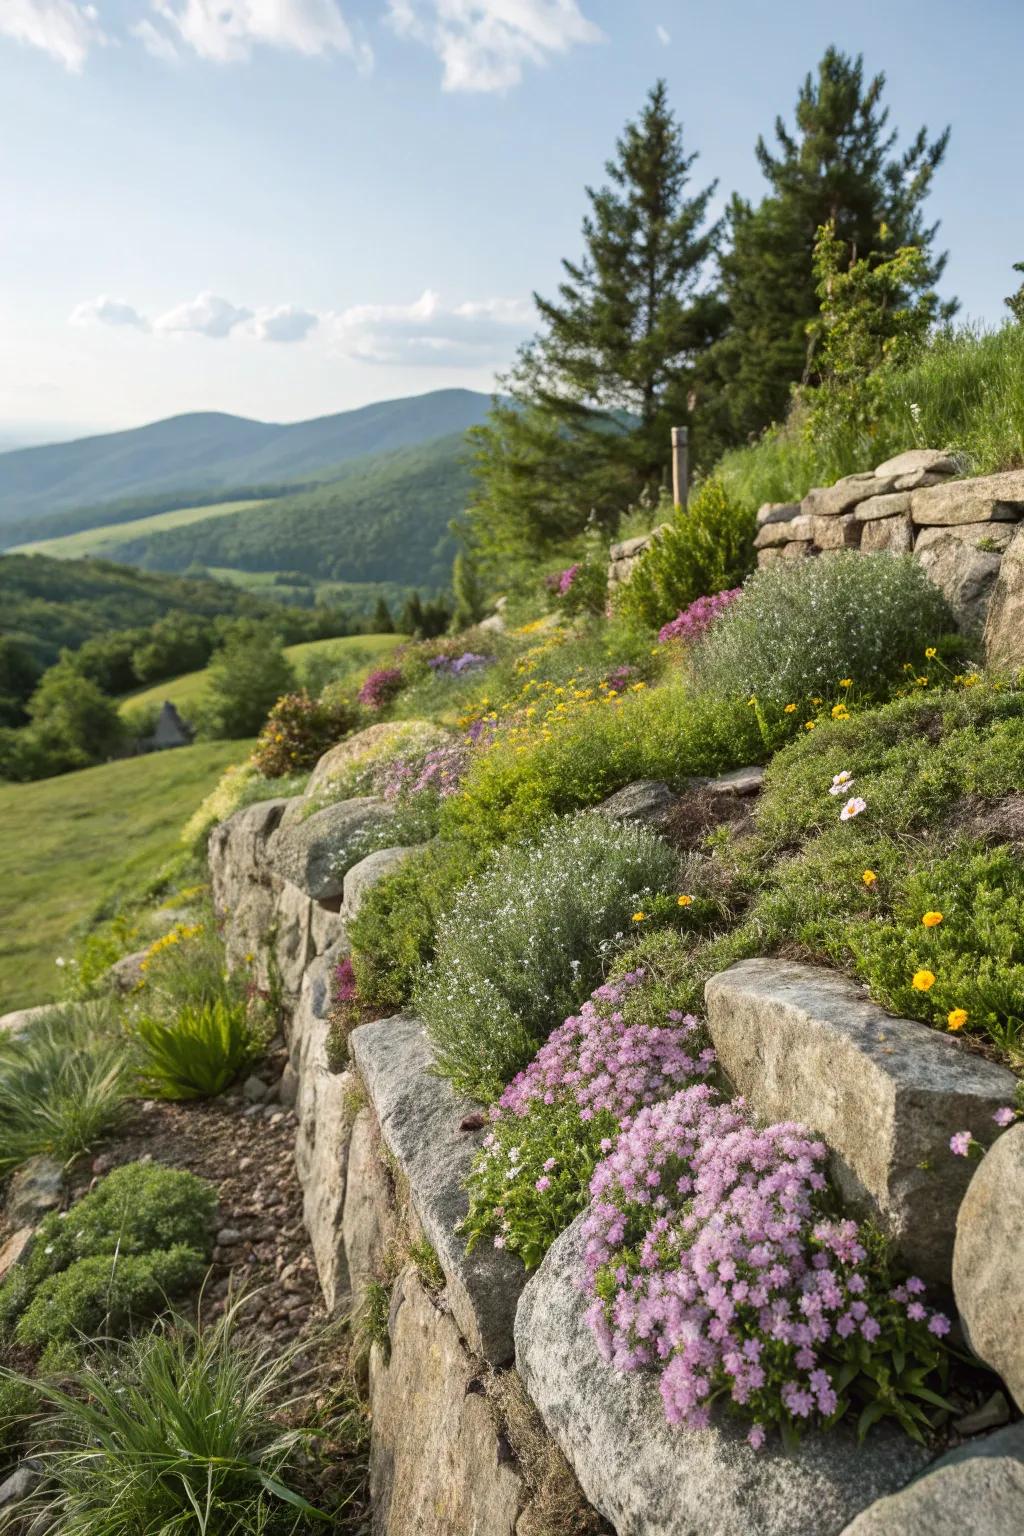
[372,597,395,634]
[450,550,487,630]
[469,82,725,570]
[1006,263,1024,324]
[701,48,951,448]
[399,592,426,636]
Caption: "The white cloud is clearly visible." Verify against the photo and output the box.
[656,23,670,46]
[148,0,372,66]
[0,0,104,71]
[249,304,319,343]
[69,295,149,330]
[330,288,532,364]
[153,291,253,339]
[132,17,180,60]
[387,0,602,92]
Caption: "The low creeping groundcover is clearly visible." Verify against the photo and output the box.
[583,1083,953,1448]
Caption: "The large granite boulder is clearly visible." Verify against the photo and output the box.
[266,798,396,901]
[952,1123,1024,1411]
[515,1214,929,1536]
[369,1269,524,1536]
[984,523,1024,672]
[840,1421,1024,1535]
[341,846,419,921]
[209,797,291,916]
[341,1107,403,1315]
[349,1014,527,1364]
[912,525,1008,633]
[704,959,1016,1283]
[911,471,1024,526]
[306,720,449,801]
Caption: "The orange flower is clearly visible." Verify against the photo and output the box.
[947,1008,968,1031]
[912,969,936,992]
[677,895,694,908]
[921,911,943,928]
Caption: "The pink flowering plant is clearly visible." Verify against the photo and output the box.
[583,1083,953,1448]
[657,589,742,647]
[378,742,471,803]
[357,666,405,710]
[461,971,717,1268]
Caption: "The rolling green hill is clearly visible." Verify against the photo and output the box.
[0,554,287,669]
[0,388,491,529]
[8,498,266,560]
[0,740,251,1011]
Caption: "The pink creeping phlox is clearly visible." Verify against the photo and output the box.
[583,1083,950,1442]
[379,742,470,801]
[657,589,742,646]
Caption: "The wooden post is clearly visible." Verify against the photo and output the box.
[671,426,689,509]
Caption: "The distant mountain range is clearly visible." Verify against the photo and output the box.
[0,389,493,530]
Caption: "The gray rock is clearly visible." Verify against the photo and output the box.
[305,721,448,799]
[270,878,315,998]
[0,1003,62,1037]
[369,1268,523,1536]
[209,797,291,916]
[478,611,506,632]
[242,1075,268,1103]
[854,491,913,521]
[953,1123,1024,1411]
[216,1226,243,1246]
[913,525,1005,633]
[861,515,914,556]
[341,846,419,922]
[277,1061,299,1109]
[984,524,1024,673]
[912,471,1024,526]
[781,539,814,559]
[6,1156,63,1226]
[0,1465,41,1509]
[222,880,276,983]
[592,780,678,826]
[266,796,396,900]
[341,1107,403,1315]
[704,765,765,797]
[754,514,814,548]
[515,1214,929,1536]
[874,449,958,479]
[704,959,1017,1284]
[350,1014,527,1364]
[0,1227,33,1282]
[810,513,862,549]
[107,948,148,992]
[953,1391,1010,1437]
[290,949,356,1311]
[802,473,900,518]
[840,1422,1024,1536]
[310,899,348,957]
[756,501,801,526]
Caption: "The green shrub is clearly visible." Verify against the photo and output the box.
[614,480,757,631]
[0,1005,128,1174]
[0,1297,340,1534]
[688,554,954,710]
[0,1162,216,1345]
[133,996,257,1100]
[416,815,680,1099]
[195,622,296,741]
[250,689,360,778]
[441,681,765,852]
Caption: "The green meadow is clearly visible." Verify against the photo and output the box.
[10,498,268,560]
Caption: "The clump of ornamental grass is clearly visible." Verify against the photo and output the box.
[462,969,716,1267]
[0,1295,350,1536]
[416,815,683,1101]
[584,1083,953,1449]
[0,1003,128,1175]
[687,553,955,711]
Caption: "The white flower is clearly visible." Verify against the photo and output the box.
[828,771,854,796]
[55,956,66,967]
[840,797,867,822]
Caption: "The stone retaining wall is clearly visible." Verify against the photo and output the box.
[208,766,1024,1535]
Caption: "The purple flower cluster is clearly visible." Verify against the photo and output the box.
[603,664,639,694]
[499,969,715,1124]
[357,666,404,709]
[379,742,470,801]
[546,563,580,597]
[657,588,743,646]
[583,1083,950,1440]
[427,651,492,677]
[333,954,357,1005]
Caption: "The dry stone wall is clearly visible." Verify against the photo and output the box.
[208,753,1024,1536]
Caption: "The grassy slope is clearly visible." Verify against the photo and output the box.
[119,632,404,715]
[0,741,250,1011]
[10,499,266,559]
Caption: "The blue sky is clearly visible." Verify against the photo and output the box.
[2,0,1022,437]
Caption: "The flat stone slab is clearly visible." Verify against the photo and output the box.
[593,780,678,826]
[705,765,765,797]
[912,471,1024,526]
[704,960,1017,1284]
[854,492,912,521]
[0,1004,62,1036]
[840,1421,1024,1535]
[953,1123,1024,1411]
[350,1014,527,1364]
[515,1213,929,1536]
[756,501,801,526]
[802,473,900,518]
[874,449,958,479]
[267,797,396,900]
[754,514,814,548]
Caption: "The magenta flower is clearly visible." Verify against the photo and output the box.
[658,589,742,646]
[949,1131,973,1157]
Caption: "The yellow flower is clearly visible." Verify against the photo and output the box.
[947,1008,968,1031]
[804,720,816,731]
[831,703,850,720]
[921,911,944,928]
[784,703,796,714]
[677,894,694,907]
[925,647,937,660]
[912,969,936,992]
[632,911,646,923]
[811,697,823,706]
[862,870,877,887]
[631,681,647,692]
[839,678,852,689]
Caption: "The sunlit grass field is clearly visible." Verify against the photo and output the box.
[10,498,269,559]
